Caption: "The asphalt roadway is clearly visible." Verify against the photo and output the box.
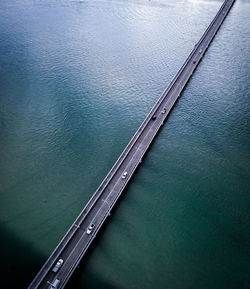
[28,0,236,288]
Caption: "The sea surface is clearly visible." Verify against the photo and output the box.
[0,0,249,288]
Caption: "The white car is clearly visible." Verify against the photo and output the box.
[121,171,128,179]
[52,259,63,273]
[49,279,60,289]
[86,223,95,234]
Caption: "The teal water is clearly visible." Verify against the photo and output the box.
[0,0,249,288]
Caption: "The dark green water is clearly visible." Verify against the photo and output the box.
[0,0,249,288]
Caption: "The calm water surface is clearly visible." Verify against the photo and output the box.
[0,0,249,288]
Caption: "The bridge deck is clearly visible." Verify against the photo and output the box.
[28,1,236,288]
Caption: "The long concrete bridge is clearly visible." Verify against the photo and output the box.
[28,0,236,288]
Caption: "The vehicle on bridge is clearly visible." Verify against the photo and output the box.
[52,259,63,273]
[49,279,60,289]
[121,171,128,179]
[87,223,95,234]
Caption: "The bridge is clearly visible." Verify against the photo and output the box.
[28,0,236,288]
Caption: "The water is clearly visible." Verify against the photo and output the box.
[0,0,249,288]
